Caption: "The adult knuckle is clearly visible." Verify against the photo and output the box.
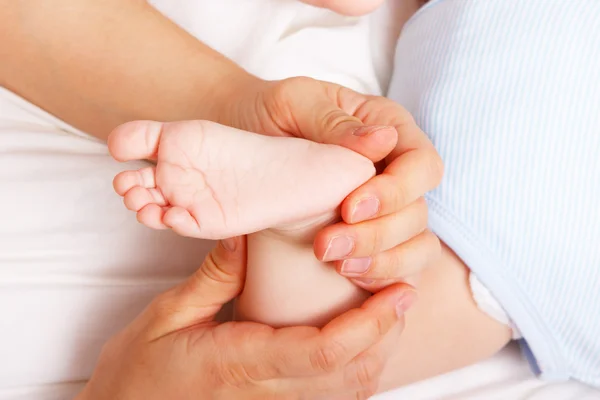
[388,179,409,210]
[277,77,314,98]
[367,252,394,281]
[384,250,405,280]
[310,340,345,373]
[424,230,442,254]
[427,150,445,186]
[363,313,388,339]
[198,251,236,284]
[397,105,417,126]
[215,351,257,389]
[320,109,354,135]
[389,104,416,130]
[367,226,382,254]
[354,385,378,400]
[413,197,429,227]
[352,356,384,388]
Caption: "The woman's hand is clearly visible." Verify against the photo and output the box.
[78,236,415,400]
[227,77,444,291]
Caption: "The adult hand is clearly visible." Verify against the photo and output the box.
[226,77,444,291]
[77,236,415,400]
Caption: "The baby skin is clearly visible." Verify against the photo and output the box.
[108,120,386,327]
[109,119,514,390]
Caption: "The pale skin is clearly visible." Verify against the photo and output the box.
[108,120,378,327]
[1,0,509,396]
[76,236,417,400]
[108,118,512,390]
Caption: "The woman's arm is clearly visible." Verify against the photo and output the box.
[0,0,256,140]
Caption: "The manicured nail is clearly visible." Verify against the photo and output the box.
[322,235,354,261]
[395,290,417,318]
[352,125,392,137]
[351,197,380,223]
[341,257,372,275]
[221,238,237,252]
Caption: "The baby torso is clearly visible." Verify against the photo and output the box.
[389,0,600,386]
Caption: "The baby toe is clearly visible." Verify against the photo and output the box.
[113,167,157,196]
[108,120,163,162]
[137,204,168,230]
[163,206,203,238]
[123,186,167,211]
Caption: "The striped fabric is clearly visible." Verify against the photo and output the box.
[388,0,600,386]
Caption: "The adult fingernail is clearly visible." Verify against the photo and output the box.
[352,125,392,137]
[221,238,237,252]
[340,257,372,275]
[322,235,354,261]
[395,290,417,318]
[351,197,380,223]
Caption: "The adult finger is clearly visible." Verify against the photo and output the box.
[315,199,428,262]
[352,95,435,159]
[342,97,443,222]
[341,148,442,224]
[340,321,402,394]
[337,230,441,280]
[352,275,420,293]
[144,236,247,338]
[245,283,416,380]
[287,320,403,398]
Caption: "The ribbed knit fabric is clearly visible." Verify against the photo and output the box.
[389,0,600,386]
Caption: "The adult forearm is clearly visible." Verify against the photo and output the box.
[0,0,256,140]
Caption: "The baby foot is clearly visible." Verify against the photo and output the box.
[108,120,378,240]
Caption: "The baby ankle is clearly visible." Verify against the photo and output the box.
[269,210,340,244]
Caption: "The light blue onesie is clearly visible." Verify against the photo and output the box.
[388,0,600,386]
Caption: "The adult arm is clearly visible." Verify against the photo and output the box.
[0,0,255,140]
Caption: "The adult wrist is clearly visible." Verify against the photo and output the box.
[198,61,264,127]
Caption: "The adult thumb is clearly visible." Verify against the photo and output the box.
[144,236,247,338]
[294,93,397,162]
